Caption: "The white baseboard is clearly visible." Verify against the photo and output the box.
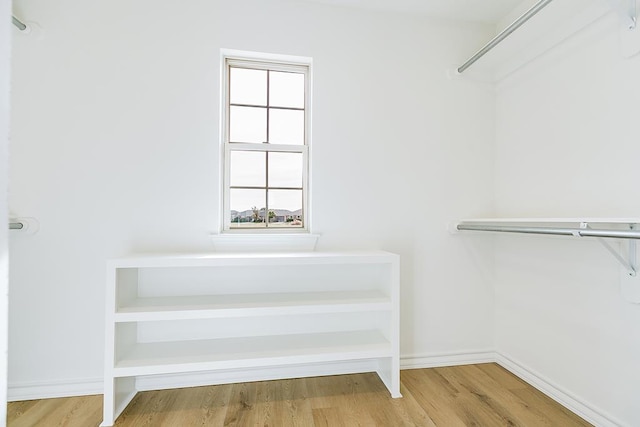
[8,377,103,402]
[495,352,623,427]
[400,349,495,370]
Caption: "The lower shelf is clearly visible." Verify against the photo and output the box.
[113,330,391,377]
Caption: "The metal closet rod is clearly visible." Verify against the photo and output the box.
[457,0,554,73]
[9,222,24,230]
[12,16,27,31]
[457,223,640,240]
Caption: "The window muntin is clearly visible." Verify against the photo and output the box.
[223,56,309,231]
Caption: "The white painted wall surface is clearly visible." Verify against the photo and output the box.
[1,0,9,421]
[8,0,496,395]
[494,11,640,427]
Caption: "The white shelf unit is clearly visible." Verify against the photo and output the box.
[101,251,401,426]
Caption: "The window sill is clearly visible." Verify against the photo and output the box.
[211,233,320,253]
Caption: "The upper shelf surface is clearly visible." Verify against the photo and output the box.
[109,251,399,269]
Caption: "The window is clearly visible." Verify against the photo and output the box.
[221,51,311,232]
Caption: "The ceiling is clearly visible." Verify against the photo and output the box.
[301,0,524,24]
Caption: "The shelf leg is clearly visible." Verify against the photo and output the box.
[101,376,137,426]
[100,377,116,427]
[376,357,402,398]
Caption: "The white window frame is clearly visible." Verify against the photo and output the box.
[220,49,312,234]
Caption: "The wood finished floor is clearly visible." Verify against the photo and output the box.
[7,364,592,426]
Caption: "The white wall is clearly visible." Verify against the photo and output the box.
[8,0,496,395]
[1,0,10,422]
[494,10,640,427]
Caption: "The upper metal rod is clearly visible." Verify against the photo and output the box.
[9,222,24,230]
[457,223,640,240]
[12,16,27,31]
[457,0,555,73]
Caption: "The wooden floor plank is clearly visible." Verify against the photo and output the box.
[469,364,591,427]
[475,362,530,390]
[223,381,259,426]
[510,386,594,427]
[436,365,528,426]
[400,369,468,426]
[457,364,564,426]
[312,407,345,427]
[362,375,436,427]
[7,395,102,427]
[6,364,594,427]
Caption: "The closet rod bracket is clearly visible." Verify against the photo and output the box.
[588,223,637,276]
[628,0,637,29]
[621,224,640,303]
[613,0,638,29]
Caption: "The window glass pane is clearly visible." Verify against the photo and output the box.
[269,71,304,108]
[269,109,304,145]
[230,151,265,187]
[230,189,267,228]
[230,68,267,106]
[230,106,266,143]
[268,152,302,188]
[268,189,303,228]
